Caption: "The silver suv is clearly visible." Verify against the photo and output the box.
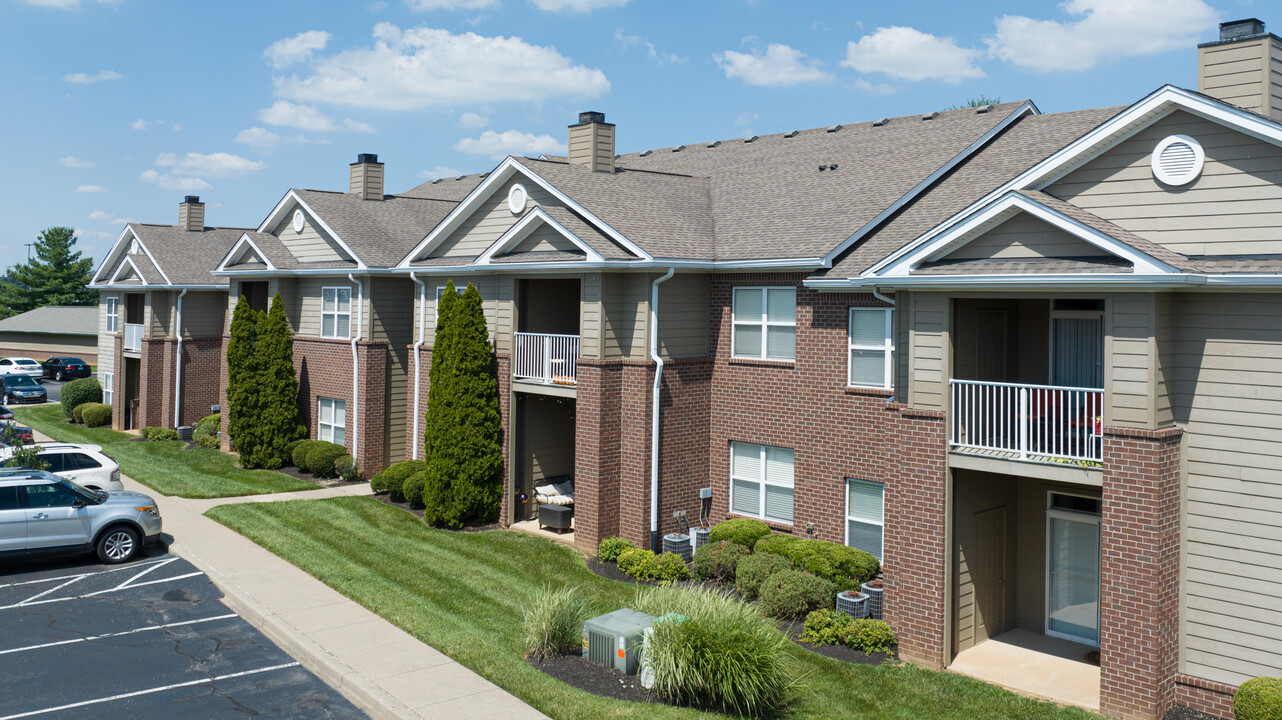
[0,469,162,563]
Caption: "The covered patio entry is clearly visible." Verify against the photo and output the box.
[949,468,1102,710]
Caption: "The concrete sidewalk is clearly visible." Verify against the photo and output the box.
[33,429,548,720]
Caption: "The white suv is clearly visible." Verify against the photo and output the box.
[0,443,122,491]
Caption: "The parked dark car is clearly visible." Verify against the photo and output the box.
[0,405,12,420]
[2,375,47,404]
[42,357,92,381]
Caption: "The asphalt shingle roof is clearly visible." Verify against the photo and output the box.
[398,173,487,201]
[1018,191,1201,273]
[913,257,1133,275]
[128,224,254,285]
[291,190,459,268]
[0,305,97,335]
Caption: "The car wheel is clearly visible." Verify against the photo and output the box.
[96,526,140,564]
[55,371,63,381]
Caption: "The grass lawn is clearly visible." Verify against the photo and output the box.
[207,497,1098,720]
[15,404,316,499]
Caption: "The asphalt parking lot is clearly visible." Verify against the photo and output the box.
[0,548,366,719]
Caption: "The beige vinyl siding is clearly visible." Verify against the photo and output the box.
[1172,292,1282,685]
[371,277,413,466]
[580,272,602,360]
[602,273,649,360]
[180,291,226,338]
[908,292,948,410]
[510,225,583,255]
[895,293,911,403]
[952,470,1017,654]
[1154,294,1176,427]
[98,292,120,374]
[415,274,508,352]
[517,394,575,487]
[1048,111,1282,255]
[148,291,173,338]
[0,332,97,362]
[350,163,384,200]
[943,213,1108,261]
[1106,293,1156,428]
[658,272,709,359]
[292,277,368,339]
[1197,36,1274,118]
[431,178,560,258]
[1273,38,1282,122]
[273,206,348,263]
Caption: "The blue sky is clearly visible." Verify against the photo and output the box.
[0,0,1268,267]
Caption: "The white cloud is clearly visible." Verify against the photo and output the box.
[532,0,630,13]
[171,123,183,131]
[272,23,609,111]
[76,228,116,240]
[257,100,374,132]
[842,26,984,83]
[454,129,566,159]
[458,112,489,128]
[404,0,496,8]
[714,43,832,87]
[264,30,332,69]
[21,0,118,9]
[418,165,464,179]
[76,185,106,193]
[235,126,310,149]
[614,29,687,65]
[986,0,1218,73]
[139,171,211,191]
[854,78,898,96]
[63,70,122,84]
[131,118,158,130]
[89,210,131,224]
[155,152,266,177]
[58,155,94,168]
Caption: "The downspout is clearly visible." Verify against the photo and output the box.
[649,267,675,551]
[872,288,896,403]
[173,288,187,428]
[348,274,363,462]
[410,272,426,459]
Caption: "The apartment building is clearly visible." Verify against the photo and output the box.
[93,19,1282,719]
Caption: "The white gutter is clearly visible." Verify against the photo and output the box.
[173,288,187,428]
[649,267,675,551]
[410,272,427,460]
[871,288,895,307]
[348,274,364,461]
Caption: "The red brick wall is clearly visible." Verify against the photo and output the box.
[111,335,124,431]
[1100,425,1184,720]
[1176,675,1236,720]
[574,360,622,550]
[138,337,174,429]
[178,336,222,427]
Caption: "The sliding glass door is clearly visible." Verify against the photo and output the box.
[1046,493,1101,646]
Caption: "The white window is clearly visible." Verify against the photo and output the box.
[848,308,894,389]
[105,298,119,334]
[729,442,794,524]
[318,398,345,446]
[845,479,884,561]
[321,287,351,339]
[732,287,796,360]
[102,372,113,406]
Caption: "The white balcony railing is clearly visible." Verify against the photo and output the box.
[123,323,144,352]
[514,332,580,386]
[950,379,1104,463]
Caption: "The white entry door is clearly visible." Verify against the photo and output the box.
[1046,493,1101,646]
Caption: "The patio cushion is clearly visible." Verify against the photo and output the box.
[552,479,574,496]
[534,483,558,496]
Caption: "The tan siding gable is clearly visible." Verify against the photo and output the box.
[272,203,350,263]
[509,225,583,255]
[1048,110,1282,255]
[941,213,1109,261]
[431,178,561,258]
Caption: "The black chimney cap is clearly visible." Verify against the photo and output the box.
[355,153,379,164]
[577,111,606,125]
[183,195,201,204]
[1221,19,1265,40]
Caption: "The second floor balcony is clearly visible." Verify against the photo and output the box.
[123,323,144,352]
[950,379,1104,463]
[514,332,579,385]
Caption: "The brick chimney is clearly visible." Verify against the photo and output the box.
[178,195,204,232]
[567,111,615,173]
[1198,19,1282,122]
[349,153,384,200]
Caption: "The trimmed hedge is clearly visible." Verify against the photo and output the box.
[758,569,835,620]
[61,377,102,419]
[370,460,426,502]
[80,403,112,428]
[597,536,635,562]
[617,548,691,582]
[195,434,219,449]
[72,404,86,424]
[735,552,793,601]
[708,518,772,551]
[193,413,220,440]
[753,534,879,591]
[291,440,317,469]
[1236,677,1282,720]
[304,442,348,479]
[693,540,749,583]
[141,427,179,441]
[801,609,897,654]
[283,439,308,467]
[403,471,427,508]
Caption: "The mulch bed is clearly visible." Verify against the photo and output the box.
[526,654,655,704]
[778,619,898,666]
[1162,706,1220,720]
[587,557,650,584]
[271,464,364,489]
[369,491,501,531]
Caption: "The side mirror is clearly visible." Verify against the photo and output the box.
[72,500,85,509]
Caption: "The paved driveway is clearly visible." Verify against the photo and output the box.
[39,380,62,404]
[0,549,366,719]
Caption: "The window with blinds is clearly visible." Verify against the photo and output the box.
[729,442,794,524]
[848,308,893,389]
[846,478,884,560]
[732,287,796,360]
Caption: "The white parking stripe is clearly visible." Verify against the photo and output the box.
[0,571,204,611]
[0,662,300,719]
[0,613,238,656]
[0,557,172,590]
[106,557,176,592]
[14,575,89,606]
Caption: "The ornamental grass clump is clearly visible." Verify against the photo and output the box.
[522,586,595,659]
[632,584,799,716]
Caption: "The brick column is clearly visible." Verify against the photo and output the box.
[882,404,949,669]
[495,353,511,526]
[618,362,653,549]
[219,334,231,450]
[355,341,387,478]
[404,347,431,462]
[139,337,176,429]
[111,335,125,430]
[178,336,223,427]
[574,361,621,553]
[1100,426,1183,720]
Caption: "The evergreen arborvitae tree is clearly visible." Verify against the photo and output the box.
[422,281,503,527]
[242,293,304,469]
[226,296,263,463]
[0,227,96,318]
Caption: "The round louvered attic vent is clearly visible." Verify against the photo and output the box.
[1151,134,1204,186]
[507,183,528,214]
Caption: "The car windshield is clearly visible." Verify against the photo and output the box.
[13,360,36,366]
[59,478,105,505]
[5,376,38,387]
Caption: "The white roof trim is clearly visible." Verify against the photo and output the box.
[257,190,367,270]
[90,226,136,285]
[475,206,603,264]
[108,254,149,285]
[876,191,1180,277]
[90,225,171,286]
[216,233,277,273]
[865,85,1282,277]
[821,101,1039,267]
[396,157,653,268]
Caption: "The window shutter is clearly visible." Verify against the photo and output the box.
[732,479,760,515]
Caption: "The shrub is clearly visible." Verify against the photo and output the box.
[758,569,836,620]
[72,404,86,424]
[243,293,306,469]
[61,377,102,419]
[735,552,793,601]
[1236,677,1282,720]
[334,455,362,482]
[754,535,878,592]
[195,434,219,449]
[597,536,635,562]
[80,403,112,428]
[801,608,851,647]
[654,552,692,582]
[708,518,772,551]
[632,585,798,715]
[617,548,657,580]
[283,439,307,467]
[193,413,220,440]
[403,471,427,508]
[847,618,897,654]
[291,440,318,470]
[141,427,178,441]
[753,533,799,558]
[370,460,425,501]
[305,442,348,479]
[693,540,749,583]
[523,586,595,659]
